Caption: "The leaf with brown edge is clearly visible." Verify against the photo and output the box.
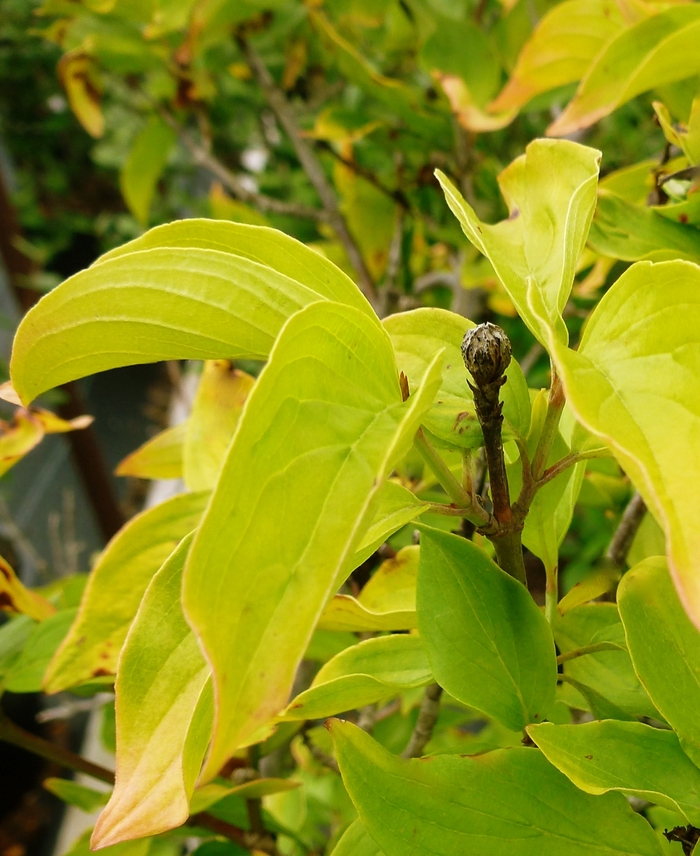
[58,50,104,138]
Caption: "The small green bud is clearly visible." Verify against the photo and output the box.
[461,322,512,387]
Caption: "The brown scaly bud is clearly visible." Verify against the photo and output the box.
[461,322,512,389]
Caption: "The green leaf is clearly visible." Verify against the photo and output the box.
[183,361,255,491]
[554,604,658,718]
[189,779,299,815]
[417,527,557,731]
[281,634,432,721]
[529,721,700,825]
[183,301,443,780]
[44,491,208,693]
[551,260,700,626]
[587,192,700,263]
[437,139,600,347]
[560,675,636,722]
[119,116,176,226]
[332,819,383,856]
[618,558,700,768]
[490,0,624,113]
[0,615,33,691]
[92,535,211,847]
[549,5,700,135]
[43,778,110,812]
[62,828,152,856]
[348,481,427,570]
[11,221,373,405]
[384,306,530,448]
[328,719,664,856]
[5,608,77,693]
[115,422,186,481]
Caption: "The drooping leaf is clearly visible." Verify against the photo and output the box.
[529,720,700,825]
[436,73,518,132]
[332,819,383,856]
[92,535,211,847]
[44,491,208,693]
[653,96,700,164]
[281,634,432,721]
[329,719,663,856]
[551,260,700,626]
[554,604,658,718]
[120,116,176,226]
[0,407,92,477]
[548,5,700,136]
[44,778,110,812]
[0,554,55,621]
[417,527,557,731]
[58,50,104,138]
[115,422,186,481]
[490,0,624,112]
[11,221,373,405]
[183,361,254,492]
[587,192,700,263]
[618,558,700,768]
[183,301,443,780]
[437,139,601,347]
[384,306,530,448]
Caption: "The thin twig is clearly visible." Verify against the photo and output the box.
[538,447,611,487]
[314,141,411,210]
[606,492,647,569]
[237,37,378,306]
[301,729,339,774]
[158,109,324,221]
[401,683,443,758]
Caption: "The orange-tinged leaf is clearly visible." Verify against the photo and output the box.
[116,422,186,480]
[548,4,700,136]
[58,51,104,139]
[490,0,625,113]
[0,554,56,621]
[183,361,255,491]
[437,73,517,132]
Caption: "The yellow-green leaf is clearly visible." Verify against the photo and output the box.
[549,5,700,136]
[44,491,208,693]
[280,634,431,721]
[183,301,443,779]
[11,221,373,405]
[437,139,600,347]
[183,361,254,492]
[551,260,700,626]
[490,0,625,113]
[58,51,104,138]
[92,535,211,847]
[115,422,186,481]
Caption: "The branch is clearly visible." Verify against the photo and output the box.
[606,491,647,569]
[0,713,276,853]
[538,447,611,487]
[159,109,324,221]
[401,683,443,758]
[237,37,378,306]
